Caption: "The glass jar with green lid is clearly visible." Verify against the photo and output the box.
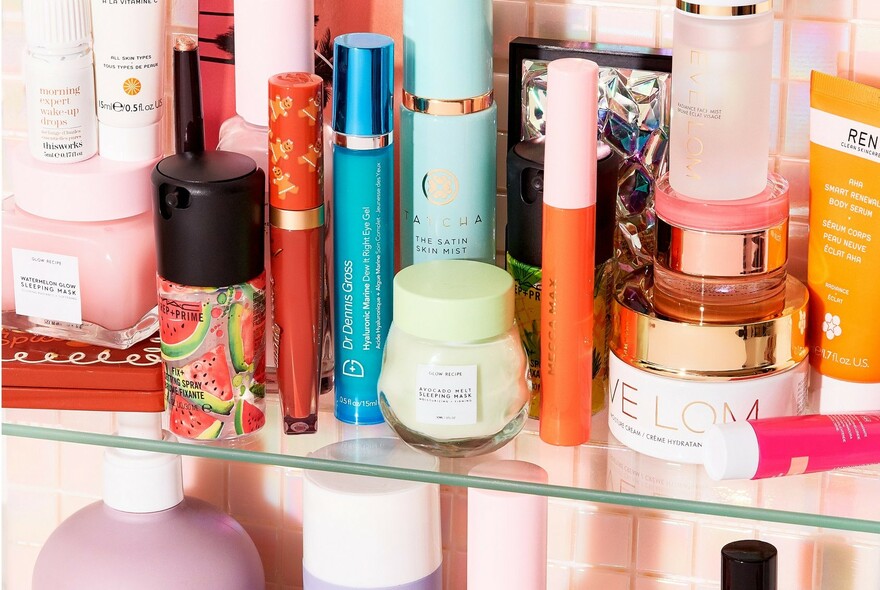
[378,260,529,458]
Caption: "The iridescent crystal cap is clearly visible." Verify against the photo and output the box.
[332,33,394,138]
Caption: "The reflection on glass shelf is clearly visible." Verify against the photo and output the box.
[4,392,880,534]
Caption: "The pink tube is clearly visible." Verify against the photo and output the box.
[704,414,880,480]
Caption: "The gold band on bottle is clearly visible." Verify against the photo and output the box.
[270,204,324,231]
[676,0,772,16]
[334,132,393,150]
[402,90,494,116]
[655,217,788,277]
[611,275,809,379]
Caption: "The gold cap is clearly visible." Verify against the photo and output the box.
[676,1,772,16]
[612,271,809,379]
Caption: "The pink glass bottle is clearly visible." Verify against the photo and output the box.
[1,146,159,348]
[216,0,333,385]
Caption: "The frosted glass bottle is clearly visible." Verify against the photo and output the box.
[669,2,773,201]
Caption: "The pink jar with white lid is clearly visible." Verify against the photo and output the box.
[2,145,159,348]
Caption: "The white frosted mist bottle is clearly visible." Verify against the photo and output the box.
[669,0,773,200]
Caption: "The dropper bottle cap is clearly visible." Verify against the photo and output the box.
[24,0,91,54]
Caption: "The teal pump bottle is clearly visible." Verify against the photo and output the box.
[400,0,497,267]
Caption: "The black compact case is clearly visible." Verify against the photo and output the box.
[505,37,672,270]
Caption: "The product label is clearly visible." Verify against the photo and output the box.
[12,249,82,324]
[415,364,477,425]
[92,0,165,127]
[608,353,806,464]
[808,105,880,382]
[159,274,267,441]
[400,108,497,266]
[25,61,97,162]
[752,414,880,479]
[332,145,394,423]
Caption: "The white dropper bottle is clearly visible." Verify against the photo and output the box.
[23,0,98,163]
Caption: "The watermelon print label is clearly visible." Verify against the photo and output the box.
[159,273,267,440]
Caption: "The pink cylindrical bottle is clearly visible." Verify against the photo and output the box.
[467,460,549,590]
[153,151,267,441]
[216,0,335,389]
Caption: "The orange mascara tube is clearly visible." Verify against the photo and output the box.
[540,59,598,446]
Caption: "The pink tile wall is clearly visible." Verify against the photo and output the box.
[5,0,880,589]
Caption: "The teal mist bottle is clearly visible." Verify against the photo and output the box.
[400,0,497,267]
[332,33,395,424]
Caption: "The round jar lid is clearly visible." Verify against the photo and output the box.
[655,173,789,233]
[12,145,157,222]
[393,260,514,343]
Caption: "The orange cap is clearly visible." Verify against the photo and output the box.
[267,73,324,211]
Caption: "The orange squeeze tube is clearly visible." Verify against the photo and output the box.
[540,58,599,446]
[808,72,880,412]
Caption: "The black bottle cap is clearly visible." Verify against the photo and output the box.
[722,540,778,590]
[506,139,619,268]
[152,151,265,287]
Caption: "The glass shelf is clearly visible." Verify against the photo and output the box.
[4,392,880,535]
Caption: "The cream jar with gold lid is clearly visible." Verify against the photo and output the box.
[608,268,809,463]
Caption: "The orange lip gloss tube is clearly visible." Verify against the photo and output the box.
[268,73,325,434]
[540,59,598,446]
